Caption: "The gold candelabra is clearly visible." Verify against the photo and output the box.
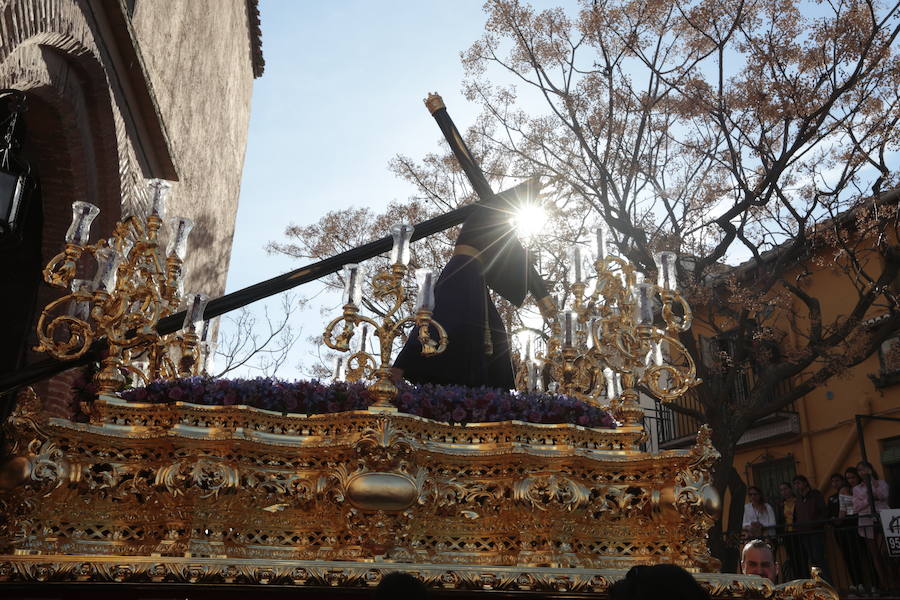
[529,227,699,428]
[34,180,213,396]
[323,224,447,408]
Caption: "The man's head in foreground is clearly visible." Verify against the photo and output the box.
[741,539,778,582]
[375,572,428,600]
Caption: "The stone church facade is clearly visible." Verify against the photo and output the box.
[0,0,263,414]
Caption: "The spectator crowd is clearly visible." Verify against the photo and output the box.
[739,460,895,596]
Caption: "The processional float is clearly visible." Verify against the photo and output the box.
[0,96,835,599]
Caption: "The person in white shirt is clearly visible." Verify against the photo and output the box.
[742,486,777,539]
[852,461,890,592]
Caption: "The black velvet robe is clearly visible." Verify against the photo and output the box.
[393,254,515,389]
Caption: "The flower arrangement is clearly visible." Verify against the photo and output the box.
[117,376,615,428]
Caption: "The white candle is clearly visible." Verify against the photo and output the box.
[604,367,615,398]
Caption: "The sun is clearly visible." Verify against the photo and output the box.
[511,203,547,242]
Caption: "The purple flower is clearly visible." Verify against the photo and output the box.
[119,375,613,428]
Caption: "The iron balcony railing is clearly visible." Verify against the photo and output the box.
[656,369,798,448]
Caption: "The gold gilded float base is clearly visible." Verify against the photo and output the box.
[0,390,838,598]
[1,390,712,569]
[0,555,837,599]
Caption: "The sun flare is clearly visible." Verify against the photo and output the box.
[511,203,547,241]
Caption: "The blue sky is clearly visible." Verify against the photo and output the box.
[222,1,507,378]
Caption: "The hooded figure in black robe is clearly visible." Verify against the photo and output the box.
[393,180,554,390]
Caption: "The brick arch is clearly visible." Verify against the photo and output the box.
[0,0,125,224]
[0,0,125,417]
[0,42,122,239]
[0,0,100,64]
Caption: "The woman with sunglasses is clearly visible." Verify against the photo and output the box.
[742,486,777,540]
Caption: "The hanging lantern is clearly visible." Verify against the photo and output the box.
[0,89,32,243]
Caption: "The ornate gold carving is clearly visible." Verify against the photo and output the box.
[539,248,699,434]
[773,567,840,600]
[0,555,835,598]
[3,395,711,569]
[33,183,214,396]
[513,475,590,512]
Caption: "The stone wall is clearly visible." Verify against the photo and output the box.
[129,0,255,298]
[0,0,259,416]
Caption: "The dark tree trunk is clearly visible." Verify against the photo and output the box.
[706,410,748,573]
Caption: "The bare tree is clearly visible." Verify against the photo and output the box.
[213,292,303,378]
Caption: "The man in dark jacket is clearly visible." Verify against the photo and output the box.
[792,474,830,582]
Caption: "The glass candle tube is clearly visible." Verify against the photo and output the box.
[133,355,150,378]
[167,343,183,373]
[92,247,121,292]
[564,310,576,347]
[68,279,96,320]
[635,282,654,325]
[148,179,171,218]
[201,341,216,374]
[342,264,364,307]
[567,246,583,285]
[333,355,346,381]
[182,292,209,333]
[595,224,608,261]
[109,235,135,259]
[415,268,436,311]
[655,251,678,290]
[200,316,216,343]
[172,269,185,300]
[65,201,100,245]
[576,315,587,341]
[166,217,194,260]
[389,224,415,266]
